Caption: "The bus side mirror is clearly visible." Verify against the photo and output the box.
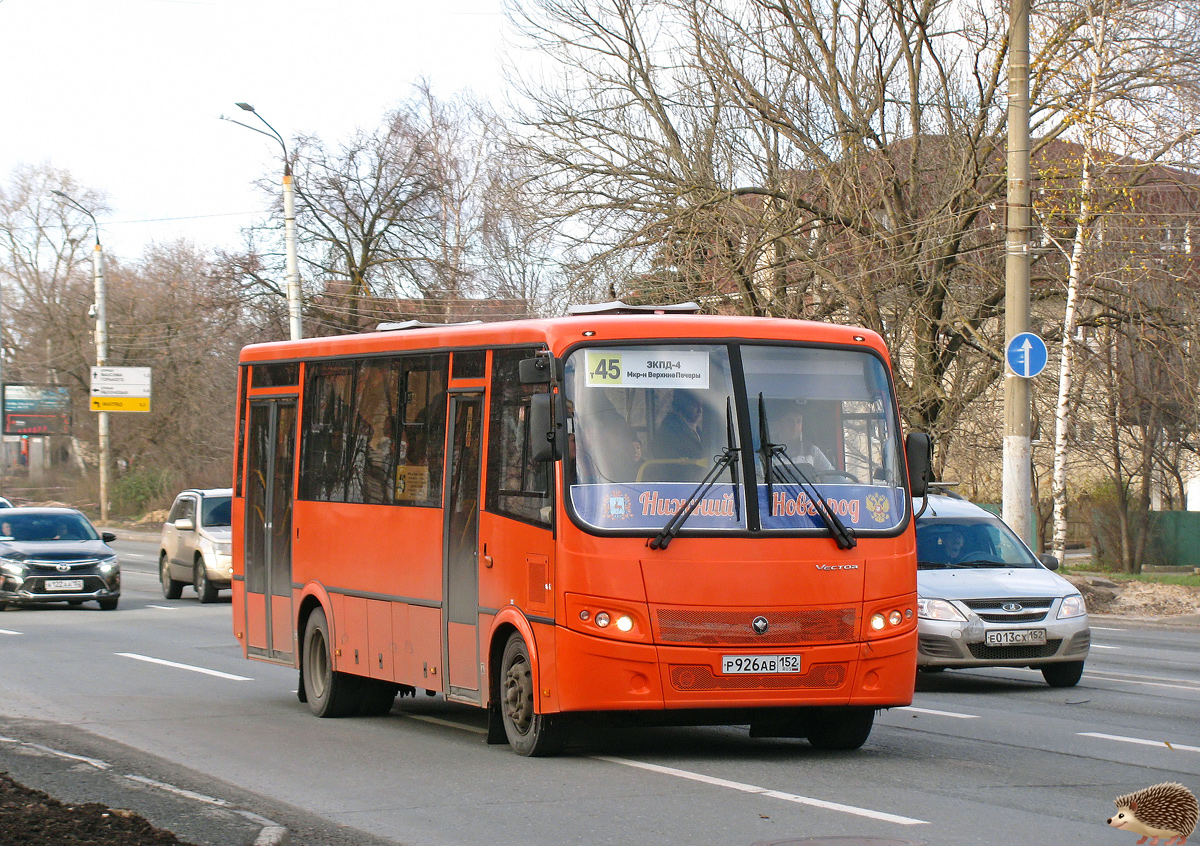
[529,393,563,462]
[905,432,932,498]
[519,356,563,385]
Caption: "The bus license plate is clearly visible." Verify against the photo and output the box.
[721,654,801,674]
[45,579,84,592]
[985,629,1047,647]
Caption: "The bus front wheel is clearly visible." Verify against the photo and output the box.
[805,706,875,750]
[302,608,360,718]
[499,632,566,756]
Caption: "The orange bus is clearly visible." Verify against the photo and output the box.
[231,303,931,755]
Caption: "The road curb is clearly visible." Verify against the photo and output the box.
[254,824,290,846]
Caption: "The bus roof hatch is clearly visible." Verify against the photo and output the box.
[565,301,701,316]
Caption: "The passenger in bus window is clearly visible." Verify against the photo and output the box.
[651,390,705,460]
[781,405,834,473]
[575,392,641,483]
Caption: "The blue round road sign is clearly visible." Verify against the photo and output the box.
[1006,332,1048,378]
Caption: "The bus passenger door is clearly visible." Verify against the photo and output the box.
[244,399,296,663]
[444,393,483,702]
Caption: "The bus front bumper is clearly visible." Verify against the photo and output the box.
[551,626,915,713]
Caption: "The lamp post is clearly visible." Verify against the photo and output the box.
[222,103,302,340]
[52,190,111,523]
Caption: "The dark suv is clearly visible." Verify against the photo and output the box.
[0,507,121,610]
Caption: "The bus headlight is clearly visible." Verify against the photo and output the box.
[565,594,650,643]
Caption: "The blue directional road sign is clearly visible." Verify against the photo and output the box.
[1005,332,1048,378]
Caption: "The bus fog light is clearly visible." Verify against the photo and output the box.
[596,612,611,628]
[889,610,903,626]
[870,613,886,630]
[616,615,633,632]
[905,608,913,619]
[579,610,590,621]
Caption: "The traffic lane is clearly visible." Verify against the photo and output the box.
[0,599,1119,846]
[5,556,1198,846]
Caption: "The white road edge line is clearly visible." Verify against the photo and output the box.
[0,628,22,635]
[1089,626,1125,631]
[0,737,110,770]
[595,755,928,825]
[1089,644,1120,649]
[116,652,253,681]
[124,774,230,805]
[145,605,179,611]
[1078,732,1200,754]
[897,706,979,719]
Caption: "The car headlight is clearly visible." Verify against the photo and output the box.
[98,555,119,574]
[215,542,232,555]
[1058,593,1087,619]
[0,557,26,577]
[917,597,967,622]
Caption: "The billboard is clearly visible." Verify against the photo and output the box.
[3,385,72,436]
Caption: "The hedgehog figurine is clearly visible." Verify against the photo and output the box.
[1107,782,1198,845]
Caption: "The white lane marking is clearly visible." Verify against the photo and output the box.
[146,605,179,611]
[124,774,230,805]
[1090,644,1120,649]
[897,706,978,719]
[116,652,252,681]
[1090,626,1125,631]
[404,713,487,734]
[0,628,22,635]
[1078,732,1200,754]
[1003,666,1200,693]
[595,756,928,825]
[0,737,110,770]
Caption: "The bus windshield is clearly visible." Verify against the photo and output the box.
[564,342,905,534]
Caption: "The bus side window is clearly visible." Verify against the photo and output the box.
[486,349,552,526]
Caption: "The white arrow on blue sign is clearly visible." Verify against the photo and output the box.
[1005,332,1048,378]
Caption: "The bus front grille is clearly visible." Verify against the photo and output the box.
[655,608,857,645]
[669,663,847,691]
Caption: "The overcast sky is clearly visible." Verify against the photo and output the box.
[0,0,513,257]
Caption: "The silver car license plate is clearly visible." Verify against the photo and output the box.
[721,654,802,674]
[45,579,85,591]
[986,629,1047,646]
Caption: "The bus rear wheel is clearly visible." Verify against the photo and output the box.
[499,632,566,756]
[805,707,875,750]
[302,608,361,718]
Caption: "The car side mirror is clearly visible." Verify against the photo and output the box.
[1039,553,1060,571]
[101,531,117,543]
[174,517,195,532]
[529,392,563,462]
[905,432,932,498]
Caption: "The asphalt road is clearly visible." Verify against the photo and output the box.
[1,534,1197,846]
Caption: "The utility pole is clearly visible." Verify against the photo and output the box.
[52,191,110,522]
[1003,0,1034,544]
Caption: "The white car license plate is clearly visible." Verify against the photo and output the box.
[45,579,85,591]
[721,654,801,674]
[985,629,1047,646]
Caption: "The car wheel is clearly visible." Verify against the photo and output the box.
[302,607,361,717]
[160,553,183,599]
[67,600,84,606]
[805,707,875,750]
[499,632,566,756]
[97,597,119,611]
[194,559,219,604]
[1041,661,1084,688]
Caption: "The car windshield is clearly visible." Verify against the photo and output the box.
[201,496,231,528]
[916,515,1040,569]
[563,342,905,534]
[0,513,99,542]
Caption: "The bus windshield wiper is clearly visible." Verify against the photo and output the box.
[757,394,856,550]
[648,399,741,550]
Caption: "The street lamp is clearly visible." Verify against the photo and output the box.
[222,103,303,340]
[52,190,111,523]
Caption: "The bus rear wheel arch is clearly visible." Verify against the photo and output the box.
[498,631,567,756]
